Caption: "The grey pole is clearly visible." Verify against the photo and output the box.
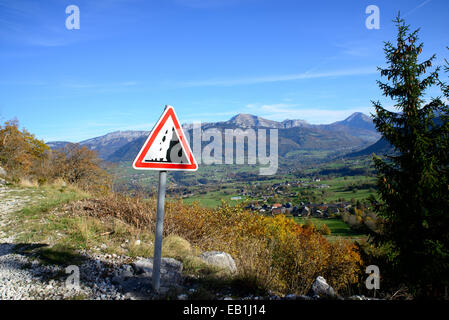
[152,170,167,293]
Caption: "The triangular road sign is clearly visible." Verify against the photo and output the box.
[133,105,198,171]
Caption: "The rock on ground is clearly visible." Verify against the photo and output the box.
[131,257,183,285]
[307,276,336,299]
[199,251,237,273]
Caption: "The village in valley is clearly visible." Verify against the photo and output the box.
[238,178,341,217]
[244,198,349,219]
[167,168,381,238]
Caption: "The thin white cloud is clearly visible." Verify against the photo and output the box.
[334,41,381,58]
[0,0,144,47]
[404,0,432,17]
[118,123,154,131]
[24,36,79,47]
[62,81,138,89]
[42,121,153,142]
[0,80,47,86]
[244,103,375,124]
[174,0,243,9]
[0,0,78,47]
[184,110,239,118]
[177,67,377,87]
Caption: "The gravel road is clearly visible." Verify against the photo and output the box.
[0,184,131,300]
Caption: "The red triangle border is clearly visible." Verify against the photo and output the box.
[133,106,198,171]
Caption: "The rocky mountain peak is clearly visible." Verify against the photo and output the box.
[281,119,310,128]
[341,112,372,123]
[226,114,280,128]
[336,112,374,130]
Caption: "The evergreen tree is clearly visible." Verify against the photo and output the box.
[372,15,449,296]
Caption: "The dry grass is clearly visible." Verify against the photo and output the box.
[18,178,38,187]
[68,193,362,295]
[70,214,155,257]
[235,238,280,292]
[162,235,196,259]
[70,195,155,230]
[51,178,67,187]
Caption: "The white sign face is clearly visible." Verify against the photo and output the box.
[133,105,198,171]
[142,116,189,164]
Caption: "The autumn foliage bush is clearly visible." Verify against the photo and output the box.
[76,194,362,295]
[318,223,331,236]
[0,119,50,181]
[51,143,111,194]
[0,119,110,194]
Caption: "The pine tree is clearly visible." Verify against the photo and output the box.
[372,15,449,296]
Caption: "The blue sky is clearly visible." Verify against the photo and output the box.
[1,0,448,142]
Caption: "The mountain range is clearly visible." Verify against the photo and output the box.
[47,112,382,163]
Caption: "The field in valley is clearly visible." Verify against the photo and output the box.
[109,155,378,241]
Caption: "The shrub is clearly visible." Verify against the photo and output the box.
[162,235,193,259]
[319,224,331,236]
[73,195,362,295]
[0,120,110,194]
[0,119,50,180]
[303,218,315,231]
[51,143,111,194]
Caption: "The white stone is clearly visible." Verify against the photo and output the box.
[199,251,237,273]
[308,276,336,298]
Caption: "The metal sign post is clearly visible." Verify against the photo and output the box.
[152,170,167,293]
[132,105,198,295]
